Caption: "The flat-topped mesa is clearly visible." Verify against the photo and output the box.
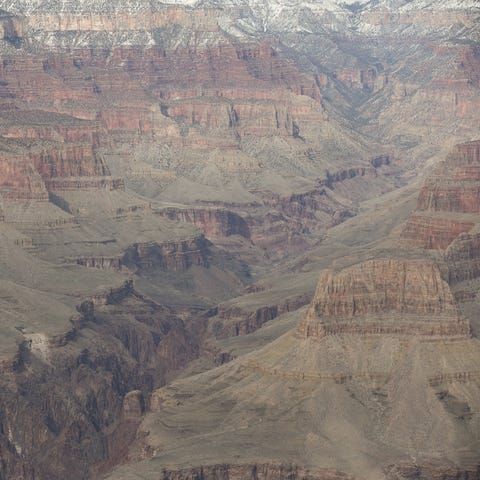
[297,259,471,338]
[401,141,480,249]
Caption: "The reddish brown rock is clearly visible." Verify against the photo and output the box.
[214,292,311,338]
[122,235,210,273]
[401,213,474,250]
[0,154,49,200]
[445,231,480,284]
[155,207,250,240]
[159,464,356,480]
[32,144,108,180]
[73,256,124,271]
[401,141,480,249]
[297,259,471,338]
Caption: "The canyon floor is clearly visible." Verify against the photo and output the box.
[0,0,479,479]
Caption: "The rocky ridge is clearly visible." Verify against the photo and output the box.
[0,0,478,479]
[107,140,480,480]
[402,141,480,249]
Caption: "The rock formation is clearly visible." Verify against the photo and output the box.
[402,141,480,249]
[298,259,471,338]
[0,284,200,479]
[0,0,478,479]
[107,255,480,480]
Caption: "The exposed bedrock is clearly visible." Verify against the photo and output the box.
[297,259,471,338]
[0,145,113,199]
[446,231,480,284]
[401,141,480,249]
[0,287,199,480]
[0,120,102,145]
[162,95,324,138]
[159,464,356,480]
[0,154,49,200]
[155,207,251,241]
[213,293,311,338]
[156,462,480,480]
[401,214,475,251]
[417,143,480,214]
[122,235,210,273]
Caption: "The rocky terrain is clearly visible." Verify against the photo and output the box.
[0,0,477,479]
[108,144,480,480]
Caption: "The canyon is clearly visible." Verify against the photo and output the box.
[0,0,478,479]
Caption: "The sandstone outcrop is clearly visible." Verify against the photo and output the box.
[0,1,478,479]
[445,231,480,284]
[297,259,471,338]
[214,293,311,338]
[401,141,480,249]
[158,464,356,480]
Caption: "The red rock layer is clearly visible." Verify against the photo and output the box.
[155,207,250,240]
[122,235,210,273]
[0,38,325,204]
[445,231,480,284]
[297,259,471,338]
[401,141,480,249]
[401,214,474,250]
[0,142,111,199]
[0,155,49,200]
[214,293,311,338]
[159,464,355,480]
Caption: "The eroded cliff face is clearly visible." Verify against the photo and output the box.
[155,207,251,241]
[0,0,408,262]
[297,259,471,338]
[402,141,480,250]
[123,235,210,272]
[159,464,356,480]
[157,463,480,480]
[108,254,480,480]
[0,283,200,480]
[0,1,478,479]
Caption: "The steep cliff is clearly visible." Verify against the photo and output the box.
[108,255,480,480]
[402,141,480,249]
[0,1,478,479]
[0,282,200,480]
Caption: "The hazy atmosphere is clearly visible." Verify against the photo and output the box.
[0,0,479,479]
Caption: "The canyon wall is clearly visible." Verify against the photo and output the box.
[297,259,471,338]
[402,141,480,249]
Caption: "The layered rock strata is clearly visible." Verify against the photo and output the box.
[155,207,250,241]
[108,255,480,480]
[214,293,311,338]
[297,259,471,338]
[401,141,480,249]
[0,285,200,480]
[122,235,210,273]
